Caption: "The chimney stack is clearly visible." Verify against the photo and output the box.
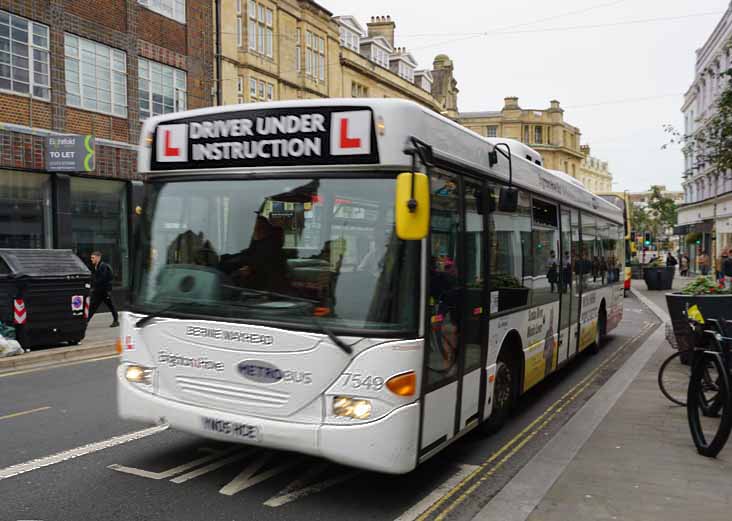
[367,15,396,47]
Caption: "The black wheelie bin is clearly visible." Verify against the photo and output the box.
[0,249,91,349]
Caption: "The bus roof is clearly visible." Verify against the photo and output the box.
[139,98,622,222]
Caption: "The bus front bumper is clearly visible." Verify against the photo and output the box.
[118,376,420,474]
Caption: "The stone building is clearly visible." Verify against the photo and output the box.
[578,146,613,194]
[458,97,584,177]
[0,0,215,294]
[218,2,458,114]
[678,1,732,261]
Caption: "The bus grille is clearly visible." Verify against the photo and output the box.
[175,376,290,408]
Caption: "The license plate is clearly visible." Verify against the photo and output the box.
[201,417,260,441]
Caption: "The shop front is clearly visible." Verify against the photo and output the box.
[0,130,140,303]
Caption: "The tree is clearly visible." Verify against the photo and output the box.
[631,186,678,250]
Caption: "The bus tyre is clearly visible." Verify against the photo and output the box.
[588,307,607,355]
[482,360,515,434]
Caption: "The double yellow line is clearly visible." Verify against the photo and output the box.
[416,321,657,521]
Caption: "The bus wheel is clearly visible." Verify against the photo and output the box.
[588,306,607,355]
[482,359,515,434]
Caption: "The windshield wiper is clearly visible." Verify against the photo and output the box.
[311,317,353,355]
[135,302,188,328]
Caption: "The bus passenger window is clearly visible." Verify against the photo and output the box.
[487,184,531,312]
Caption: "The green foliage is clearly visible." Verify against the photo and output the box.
[681,276,732,295]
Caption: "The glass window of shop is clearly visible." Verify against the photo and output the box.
[0,171,52,248]
[70,177,128,286]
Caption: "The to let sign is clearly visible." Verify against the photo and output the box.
[46,134,95,172]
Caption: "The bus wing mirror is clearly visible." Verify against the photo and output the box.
[395,172,430,240]
[475,187,496,215]
[498,186,518,212]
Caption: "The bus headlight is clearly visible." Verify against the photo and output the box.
[333,396,372,420]
[125,364,154,386]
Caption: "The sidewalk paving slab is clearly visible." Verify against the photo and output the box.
[475,278,732,521]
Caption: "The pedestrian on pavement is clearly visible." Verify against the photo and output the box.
[698,251,710,276]
[546,250,558,293]
[723,249,732,290]
[666,252,678,270]
[680,254,689,277]
[89,251,119,327]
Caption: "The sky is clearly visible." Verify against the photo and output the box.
[325,0,730,193]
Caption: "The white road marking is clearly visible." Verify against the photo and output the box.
[0,424,168,481]
[263,462,361,507]
[171,448,256,484]
[219,453,302,496]
[392,464,479,521]
[109,446,237,480]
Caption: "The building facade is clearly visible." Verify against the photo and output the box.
[458,97,584,177]
[578,146,613,193]
[0,0,215,292]
[218,2,457,114]
[677,2,732,262]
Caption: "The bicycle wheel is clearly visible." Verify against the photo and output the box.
[687,351,732,457]
[658,351,688,406]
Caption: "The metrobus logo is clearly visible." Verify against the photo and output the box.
[330,111,371,156]
[156,124,188,162]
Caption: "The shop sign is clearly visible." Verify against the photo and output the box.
[46,134,95,172]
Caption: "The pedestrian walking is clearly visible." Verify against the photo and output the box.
[723,249,732,290]
[698,251,710,276]
[546,250,558,293]
[680,254,689,277]
[666,252,678,269]
[89,251,119,327]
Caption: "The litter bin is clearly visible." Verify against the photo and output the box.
[0,249,91,349]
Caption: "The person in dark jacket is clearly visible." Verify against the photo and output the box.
[723,249,732,290]
[89,251,119,327]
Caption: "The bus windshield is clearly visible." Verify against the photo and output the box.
[132,175,420,334]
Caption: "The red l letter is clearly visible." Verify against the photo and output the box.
[164,130,180,156]
[340,119,361,149]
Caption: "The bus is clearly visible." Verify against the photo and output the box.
[118,99,625,474]
[598,192,634,293]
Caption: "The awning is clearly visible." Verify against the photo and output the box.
[673,225,690,235]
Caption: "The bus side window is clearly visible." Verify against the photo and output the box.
[487,183,531,312]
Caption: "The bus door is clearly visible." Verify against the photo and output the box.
[420,172,486,456]
[558,207,580,363]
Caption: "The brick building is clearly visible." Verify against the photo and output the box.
[0,0,214,292]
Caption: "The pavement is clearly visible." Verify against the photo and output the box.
[474,273,732,521]
[0,311,119,372]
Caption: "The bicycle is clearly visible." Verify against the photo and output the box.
[657,324,691,406]
[686,317,732,457]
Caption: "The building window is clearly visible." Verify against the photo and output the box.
[486,125,498,137]
[237,76,244,103]
[236,0,242,47]
[65,34,127,117]
[138,58,185,120]
[370,45,388,68]
[0,171,52,248]
[265,8,273,57]
[137,0,185,24]
[351,81,368,97]
[248,1,256,51]
[534,126,543,144]
[249,77,274,102]
[339,27,360,52]
[295,28,301,72]
[0,10,50,100]
[523,126,529,143]
[306,31,325,83]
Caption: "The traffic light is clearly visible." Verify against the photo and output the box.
[644,232,652,246]
[630,230,636,242]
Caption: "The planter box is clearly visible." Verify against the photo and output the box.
[666,292,732,352]
[643,267,675,291]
